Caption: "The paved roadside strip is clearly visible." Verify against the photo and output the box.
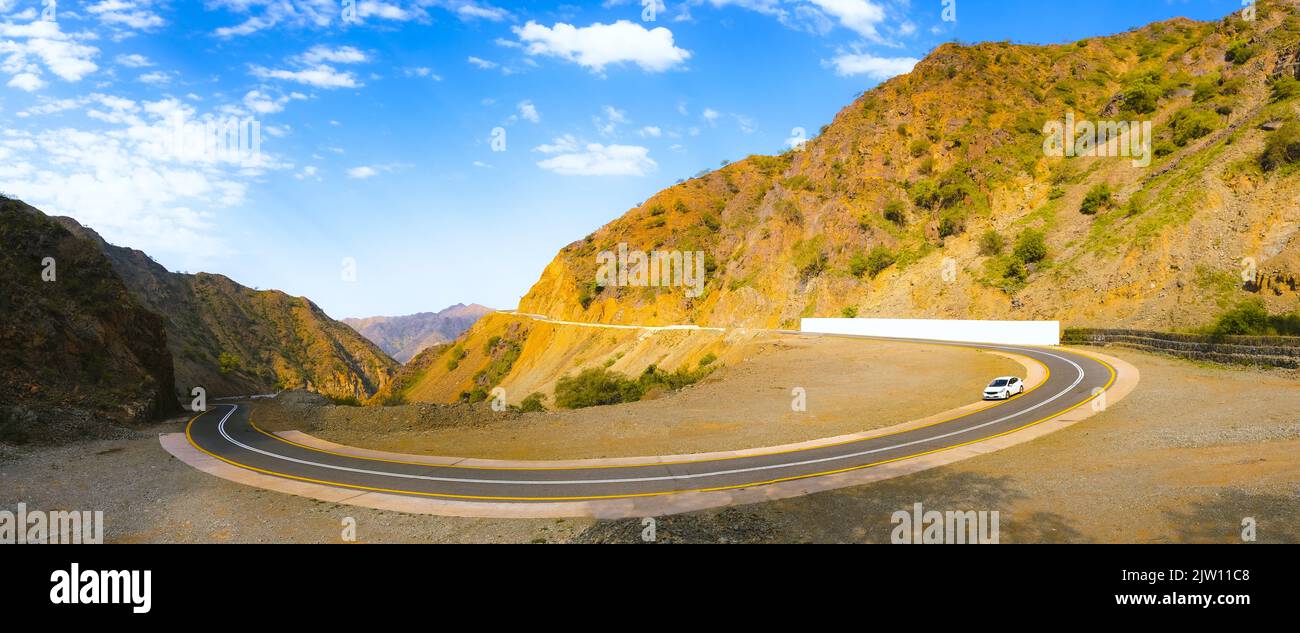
[159,338,1135,519]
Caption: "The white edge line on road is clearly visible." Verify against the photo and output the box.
[207,346,1086,487]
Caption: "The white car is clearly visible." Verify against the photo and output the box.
[983,376,1025,400]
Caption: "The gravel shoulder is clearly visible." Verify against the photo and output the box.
[0,418,586,543]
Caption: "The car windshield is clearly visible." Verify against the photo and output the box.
[990,379,1009,387]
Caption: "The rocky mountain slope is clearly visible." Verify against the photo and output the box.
[517,2,1299,331]
[344,304,493,363]
[0,197,178,443]
[399,1,1300,405]
[55,217,398,401]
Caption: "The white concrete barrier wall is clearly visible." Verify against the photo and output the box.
[800,318,1061,346]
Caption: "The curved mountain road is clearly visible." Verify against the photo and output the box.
[180,337,1116,505]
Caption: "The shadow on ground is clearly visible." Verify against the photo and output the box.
[573,470,1086,544]
[1163,489,1300,544]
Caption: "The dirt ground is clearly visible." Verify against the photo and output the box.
[577,347,1300,543]
[1,344,1296,543]
[0,421,586,544]
[252,336,1022,460]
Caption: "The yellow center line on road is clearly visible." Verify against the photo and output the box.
[241,347,1052,471]
[182,354,1116,502]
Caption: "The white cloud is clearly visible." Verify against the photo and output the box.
[467,56,498,69]
[702,108,720,125]
[512,20,690,73]
[299,45,369,65]
[211,0,341,37]
[703,0,894,42]
[250,46,368,89]
[806,0,885,40]
[0,94,291,263]
[403,66,443,80]
[534,135,580,154]
[358,1,413,21]
[208,0,495,37]
[517,100,540,123]
[0,20,100,90]
[348,166,378,179]
[456,3,509,21]
[594,105,628,136]
[638,126,662,138]
[535,141,656,177]
[86,0,166,31]
[138,70,171,84]
[115,53,153,68]
[7,72,43,91]
[785,129,809,149]
[734,114,757,134]
[824,52,918,79]
[252,64,361,88]
[243,89,288,114]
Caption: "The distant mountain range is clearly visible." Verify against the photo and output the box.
[344,304,493,363]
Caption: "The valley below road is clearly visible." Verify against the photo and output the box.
[1,338,1297,543]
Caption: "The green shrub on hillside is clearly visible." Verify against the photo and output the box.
[778,199,804,225]
[446,345,468,371]
[476,339,521,389]
[554,363,715,410]
[1122,72,1163,115]
[782,175,814,191]
[1225,41,1255,65]
[1170,108,1217,147]
[218,352,242,375]
[1001,257,1028,284]
[1125,193,1145,217]
[1013,229,1048,264]
[938,209,966,238]
[578,281,600,309]
[911,179,940,209]
[978,230,1005,256]
[517,392,547,413]
[1080,184,1113,215]
[1260,121,1300,171]
[1192,74,1220,102]
[792,237,828,280]
[1271,76,1300,103]
[882,200,906,225]
[1206,300,1300,337]
[851,246,896,279]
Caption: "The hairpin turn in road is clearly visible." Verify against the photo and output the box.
[181,338,1115,503]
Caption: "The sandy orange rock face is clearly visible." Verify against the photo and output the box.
[515,10,1298,338]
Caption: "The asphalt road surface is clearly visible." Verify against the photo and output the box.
[184,338,1114,502]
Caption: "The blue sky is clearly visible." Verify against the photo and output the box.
[0,0,1240,319]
